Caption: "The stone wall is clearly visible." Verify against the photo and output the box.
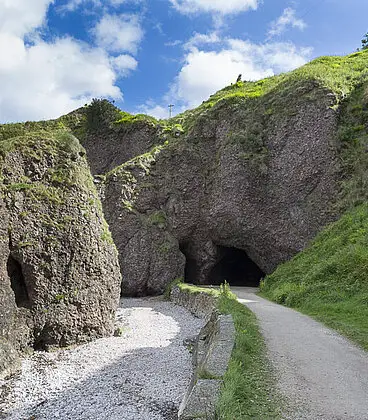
[170,285,235,419]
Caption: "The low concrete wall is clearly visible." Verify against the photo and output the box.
[170,285,236,420]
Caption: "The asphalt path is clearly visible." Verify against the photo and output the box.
[232,287,368,420]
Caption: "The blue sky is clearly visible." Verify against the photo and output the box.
[0,0,367,122]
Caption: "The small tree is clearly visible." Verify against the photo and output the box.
[361,32,368,50]
[86,98,121,133]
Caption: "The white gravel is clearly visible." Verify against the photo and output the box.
[0,297,204,420]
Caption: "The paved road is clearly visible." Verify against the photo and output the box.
[232,287,368,420]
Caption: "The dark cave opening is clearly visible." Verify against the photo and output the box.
[180,242,266,287]
[208,247,265,287]
[7,255,30,308]
[179,243,199,285]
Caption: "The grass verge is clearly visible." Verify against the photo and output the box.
[216,294,281,419]
[173,282,282,419]
[261,203,368,351]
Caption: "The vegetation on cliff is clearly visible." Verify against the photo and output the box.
[0,130,96,207]
[168,49,368,131]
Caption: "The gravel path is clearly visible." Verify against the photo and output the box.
[232,287,368,420]
[0,297,204,420]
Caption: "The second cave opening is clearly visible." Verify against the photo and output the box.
[7,255,30,308]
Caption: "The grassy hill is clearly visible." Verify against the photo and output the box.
[258,52,368,351]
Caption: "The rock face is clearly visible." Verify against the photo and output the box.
[83,120,161,175]
[0,131,121,377]
[101,158,185,296]
[99,80,341,295]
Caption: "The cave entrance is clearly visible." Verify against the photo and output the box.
[179,243,198,285]
[208,247,265,287]
[7,255,30,308]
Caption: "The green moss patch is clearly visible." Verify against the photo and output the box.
[115,111,158,126]
[0,109,87,144]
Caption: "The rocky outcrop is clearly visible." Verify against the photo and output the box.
[99,80,340,294]
[83,119,162,175]
[101,155,185,296]
[0,131,121,377]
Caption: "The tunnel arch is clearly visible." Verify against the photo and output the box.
[180,242,265,287]
[207,246,265,287]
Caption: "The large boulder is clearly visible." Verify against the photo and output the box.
[0,130,121,377]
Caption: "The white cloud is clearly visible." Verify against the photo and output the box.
[109,0,138,5]
[59,0,97,12]
[61,0,141,12]
[0,0,141,123]
[228,39,312,72]
[0,37,123,122]
[184,32,221,49]
[137,99,188,119]
[169,0,259,15]
[137,102,170,119]
[61,0,98,12]
[165,40,182,47]
[170,38,312,108]
[94,14,143,53]
[0,0,53,37]
[267,8,307,39]
[139,37,312,117]
[111,54,138,76]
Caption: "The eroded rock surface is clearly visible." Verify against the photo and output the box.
[98,80,340,295]
[84,120,162,175]
[0,131,121,377]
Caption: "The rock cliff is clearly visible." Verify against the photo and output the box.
[96,51,368,295]
[0,129,121,377]
[100,80,339,295]
[1,50,367,339]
